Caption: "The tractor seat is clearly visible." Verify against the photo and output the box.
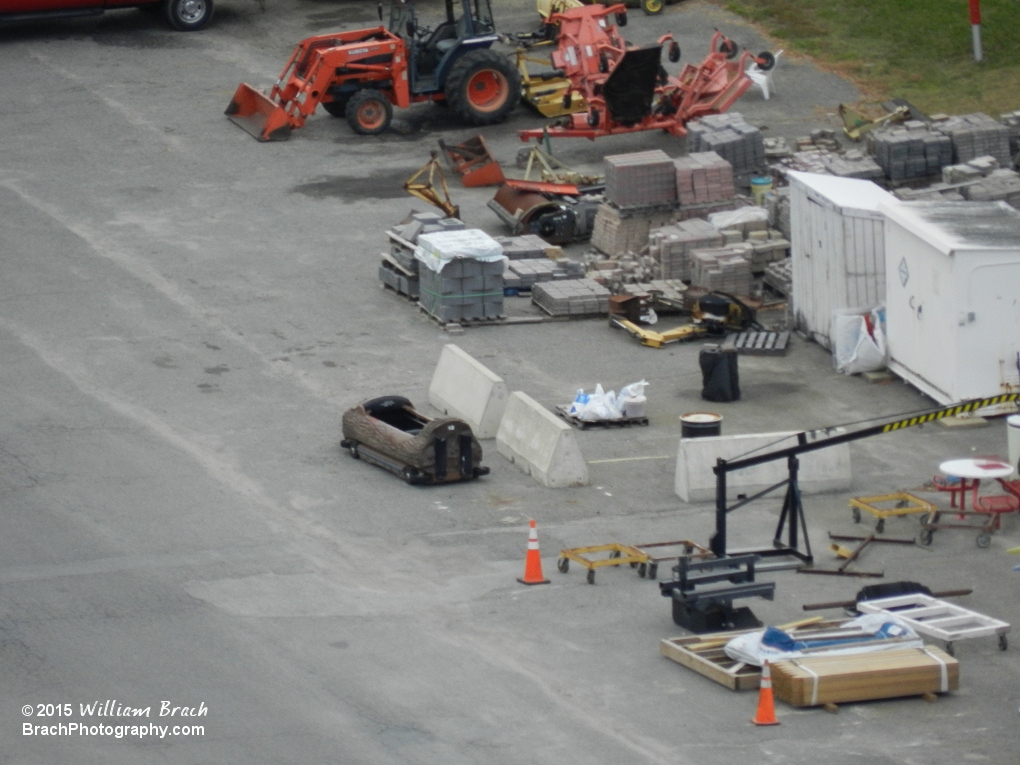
[434,15,471,53]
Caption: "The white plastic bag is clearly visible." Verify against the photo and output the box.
[568,383,625,421]
[833,307,886,375]
[618,380,649,400]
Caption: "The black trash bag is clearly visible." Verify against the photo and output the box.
[699,345,740,402]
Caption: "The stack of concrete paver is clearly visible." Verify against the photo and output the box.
[504,258,585,290]
[604,150,678,209]
[495,234,559,260]
[894,155,1020,208]
[591,203,678,256]
[763,257,793,297]
[1001,110,1020,162]
[771,149,884,183]
[382,211,469,299]
[675,152,736,204]
[689,246,753,296]
[647,219,724,281]
[766,186,792,239]
[415,230,504,323]
[686,113,766,179]
[387,212,466,272]
[869,122,953,182]
[532,279,612,316]
[707,207,788,274]
[934,113,1012,166]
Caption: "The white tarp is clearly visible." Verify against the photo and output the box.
[414,229,505,273]
[724,613,922,667]
[708,206,769,230]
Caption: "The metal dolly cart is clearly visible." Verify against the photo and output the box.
[917,508,1003,548]
[628,539,713,580]
[849,492,937,534]
[556,543,647,585]
[856,592,1010,655]
[557,539,713,584]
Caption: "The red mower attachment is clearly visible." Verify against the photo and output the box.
[519,5,768,142]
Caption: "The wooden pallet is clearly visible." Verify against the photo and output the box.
[659,619,849,691]
[726,330,790,355]
[554,405,649,430]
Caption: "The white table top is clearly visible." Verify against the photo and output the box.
[939,458,1015,479]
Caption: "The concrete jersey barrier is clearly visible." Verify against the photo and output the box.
[428,344,508,439]
[496,392,589,488]
[676,430,851,502]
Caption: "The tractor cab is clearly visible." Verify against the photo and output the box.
[387,0,498,89]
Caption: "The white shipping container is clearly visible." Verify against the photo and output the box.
[880,200,1020,405]
[789,172,896,348]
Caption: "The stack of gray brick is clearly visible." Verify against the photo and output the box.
[686,113,766,179]
[870,123,952,182]
[897,156,1020,208]
[763,257,793,297]
[532,279,612,316]
[933,113,1012,166]
[604,150,678,209]
[378,262,420,299]
[504,258,585,290]
[1001,110,1020,162]
[822,150,885,181]
[591,203,678,256]
[388,212,466,272]
[766,186,792,239]
[675,152,735,204]
[494,234,555,260]
[647,219,724,281]
[415,230,505,323]
[689,246,753,296]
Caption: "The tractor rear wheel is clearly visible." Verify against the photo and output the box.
[642,0,664,15]
[346,90,393,136]
[445,50,521,126]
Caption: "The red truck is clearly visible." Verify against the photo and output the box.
[0,0,212,30]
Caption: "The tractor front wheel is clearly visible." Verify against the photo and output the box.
[346,90,393,136]
[642,0,664,15]
[446,50,521,126]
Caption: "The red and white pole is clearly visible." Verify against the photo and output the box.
[969,0,983,62]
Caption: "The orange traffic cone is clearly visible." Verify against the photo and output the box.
[517,519,550,585]
[752,660,780,726]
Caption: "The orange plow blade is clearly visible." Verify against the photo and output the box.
[224,83,294,142]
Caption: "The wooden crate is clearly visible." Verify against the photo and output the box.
[659,619,848,691]
[770,646,958,707]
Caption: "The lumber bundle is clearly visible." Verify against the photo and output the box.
[770,646,958,707]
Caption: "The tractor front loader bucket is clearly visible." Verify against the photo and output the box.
[438,136,506,187]
[225,83,294,142]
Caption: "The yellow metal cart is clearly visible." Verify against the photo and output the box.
[556,543,647,585]
[557,539,714,584]
[849,492,937,533]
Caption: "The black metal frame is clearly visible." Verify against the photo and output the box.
[708,393,1020,564]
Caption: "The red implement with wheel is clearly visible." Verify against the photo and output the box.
[518,4,773,142]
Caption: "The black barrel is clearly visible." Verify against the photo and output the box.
[680,412,722,438]
[699,345,740,402]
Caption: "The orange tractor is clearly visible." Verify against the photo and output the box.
[518,4,773,142]
[226,0,521,141]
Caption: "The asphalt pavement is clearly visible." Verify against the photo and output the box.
[1,1,1019,763]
